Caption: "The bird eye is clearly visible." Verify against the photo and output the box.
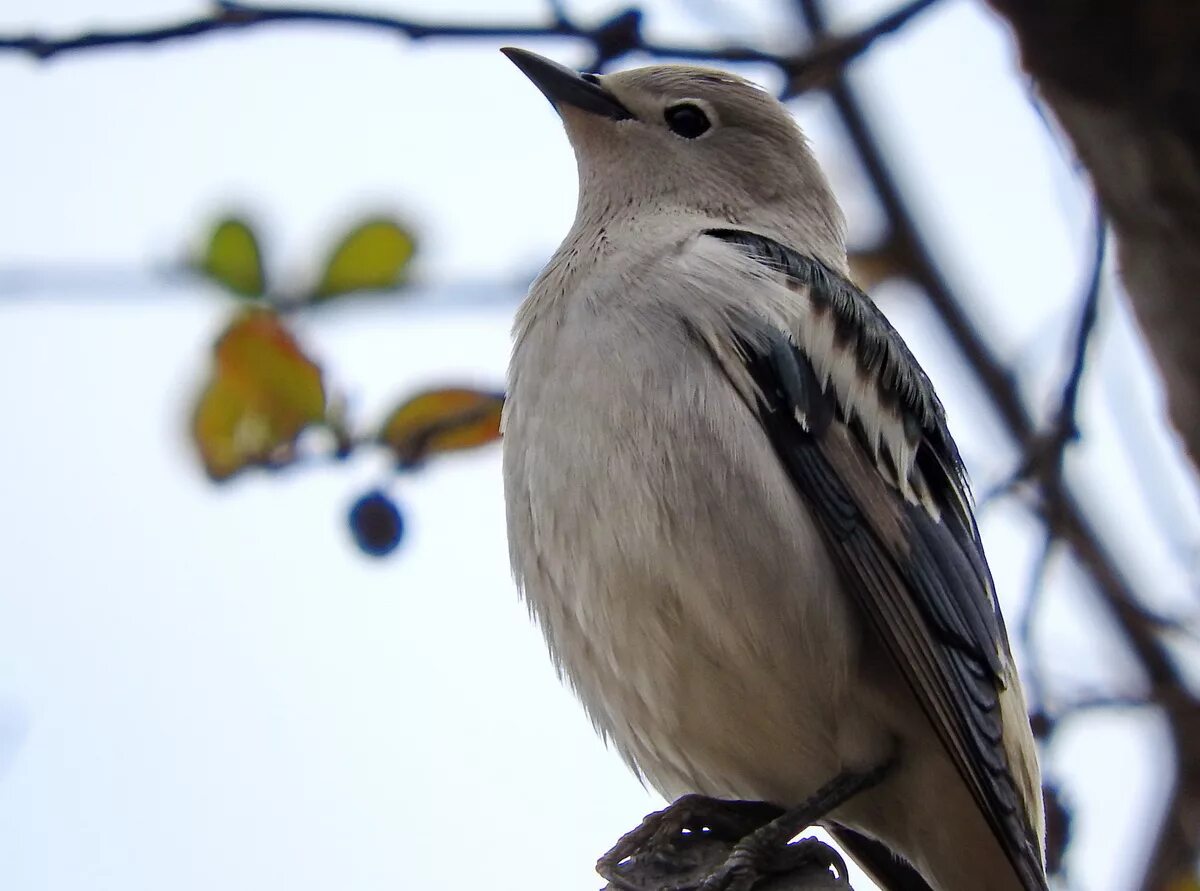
[664,103,711,138]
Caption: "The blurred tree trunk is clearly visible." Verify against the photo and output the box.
[984,1,1200,471]
[984,4,1200,890]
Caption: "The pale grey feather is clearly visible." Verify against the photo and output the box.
[501,54,1046,891]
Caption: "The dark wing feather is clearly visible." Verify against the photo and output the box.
[701,229,1046,891]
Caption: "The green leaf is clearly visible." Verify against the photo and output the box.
[312,217,416,301]
[199,217,266,298]
[378,386,504,468]
[190,308,326,481]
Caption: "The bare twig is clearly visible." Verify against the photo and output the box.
[1016,526,1057,723]
[980,210,1107,655]
[1051,213,1107,453]
[544,0,571,29]
[1007,215,1106,682]
[0,2,573,59]
[1053,692,1153,719]
[780,0,940,95]
[0,0,937,87]
[975,209,1106,510]
[1021,209,1108,497]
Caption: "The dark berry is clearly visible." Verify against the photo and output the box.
[349,490,404,557]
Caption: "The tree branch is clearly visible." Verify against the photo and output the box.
[0,0,937,90]
[977,207,1106,508]
[1045,210,1107,472]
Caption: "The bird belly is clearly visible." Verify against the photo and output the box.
[505,336,894,806]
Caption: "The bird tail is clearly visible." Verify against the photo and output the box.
[827,824,935,891]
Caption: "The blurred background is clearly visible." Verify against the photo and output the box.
[1,1,1198,890]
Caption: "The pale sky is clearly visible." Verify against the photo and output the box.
[1,2,1195,890]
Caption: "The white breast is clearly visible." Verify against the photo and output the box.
[502,279,880,803]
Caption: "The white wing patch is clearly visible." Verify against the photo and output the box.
[677,230,946,519]
[778,275,937,515]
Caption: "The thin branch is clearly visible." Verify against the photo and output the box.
[781,0,940,95]
[1054,693,1153,719]
[0,3,570,59]
[1011,208,1107,501]
[1043,209,1107,473]
[1013,218,1106,674]
[1017,526,1056,719]
[1058,216,1107,422]
[544,0,571,29]
[975,209,1107,510]
[0,264,531,310]
[0,0,938,84]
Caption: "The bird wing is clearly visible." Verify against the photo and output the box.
[693,228,1047,891]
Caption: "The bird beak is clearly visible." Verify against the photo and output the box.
[501,47,633,121]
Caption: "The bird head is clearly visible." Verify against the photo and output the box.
[501,47,845,264]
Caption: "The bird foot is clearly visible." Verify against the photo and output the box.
[598,795,782,891]
[695,835,848,891]
[597,795,845,891]
[691,765,884,890]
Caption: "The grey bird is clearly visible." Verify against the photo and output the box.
[499,47,1047,891]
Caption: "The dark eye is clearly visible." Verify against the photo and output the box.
[664,103,711,138]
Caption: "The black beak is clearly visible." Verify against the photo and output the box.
[501,47,633,121]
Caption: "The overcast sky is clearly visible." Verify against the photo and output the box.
[1,2,1196,890]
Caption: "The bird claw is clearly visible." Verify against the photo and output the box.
[598,795,783,891]
[696,836,849,891]
[598,796,846,890]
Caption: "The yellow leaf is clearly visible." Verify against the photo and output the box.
[312,217,416,300]
[191,309,325,481]
[379,387,503,468]
[198,217,266,298]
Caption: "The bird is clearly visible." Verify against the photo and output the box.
[498,47,1047,891]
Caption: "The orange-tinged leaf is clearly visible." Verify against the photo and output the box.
[199,217,266,298]
[191,309,326,481]
[378,387,504,468]
[312,217,416,301]
[848,240,911,292]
